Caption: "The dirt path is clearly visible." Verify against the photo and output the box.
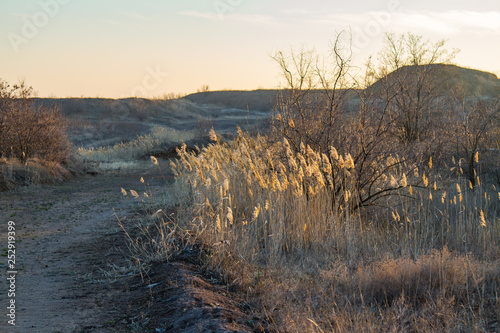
[0,168,158,332]
[0,167,258,333]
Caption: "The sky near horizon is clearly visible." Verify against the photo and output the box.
[1,0,499,98]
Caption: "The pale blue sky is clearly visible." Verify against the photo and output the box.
[1,0,499,97]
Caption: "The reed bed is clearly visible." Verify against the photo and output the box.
[166,129,499,332]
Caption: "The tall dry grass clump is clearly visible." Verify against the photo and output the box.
[172,128,410,265]
[168,128,500,332]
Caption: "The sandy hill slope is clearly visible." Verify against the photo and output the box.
[369,64,500,98]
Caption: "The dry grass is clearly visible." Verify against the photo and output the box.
[250,250,500,332]
[164,129,500,332]
[0,157,77,190]
[78,126,196,166]
[115,159,196,278]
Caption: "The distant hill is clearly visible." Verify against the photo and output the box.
[433,65,500,97]
[369,64,500,98]
[27,65,498,148]
[183,89,278,112]
[182,65,499,112]
[31,96,271,148]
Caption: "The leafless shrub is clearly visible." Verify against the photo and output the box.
[447,88,500,185]
[197,84,210,93]
[271,32,423,210]
[0,79,71,164]
[374,33,459,144]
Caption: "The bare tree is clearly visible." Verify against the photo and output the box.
[271,32,416,210]
[271,32,353,153]
[449,87,500,186]
[376,33,458,143]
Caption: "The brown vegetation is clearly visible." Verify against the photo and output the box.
[0,79,75,189]
[0,80,71,164]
